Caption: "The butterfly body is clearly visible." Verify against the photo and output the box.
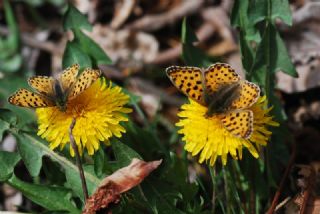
[8,64,101,111]
[205,82,241,116]
[52,79,68,111]
[166,63,260,139]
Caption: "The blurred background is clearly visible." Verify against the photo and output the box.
[1,0,320,213]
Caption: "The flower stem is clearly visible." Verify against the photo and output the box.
[69,118,89,201]
[222,166,231,214]
[209,166,216,213]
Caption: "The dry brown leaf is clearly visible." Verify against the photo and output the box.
[277,2,320,94]
[86,25,159,67]
[284,163,320,213]
[82,158,162,214]
[287,195,320,214]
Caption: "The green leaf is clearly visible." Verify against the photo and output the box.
[3,0,19,52]
[231,0,260,77]
[0,76,37,127]
[252,23,297,87]
[271,0,292,25]
[181,43,212,68]
[0,151,20,181]
[0,108,16,141]
[231,0,260,42]
[15,133,46,177]
[0,0,21,73]
[249,0,292,25]
[63,4,92,31]
[62,41,92,69]
[12,132,100,193]
[112,139,142,168]
[239,32,255,76]
[181,18,198,43]
[162,154,198,203]
[142,179,185,214]
[180,18,212,67]
[74,29,112,65]
[64,165,97,201]
[8,175,80,213]
[0,54,22,72]
[93,147,106,177]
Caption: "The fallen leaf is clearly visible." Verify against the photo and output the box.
[82,158,162,214]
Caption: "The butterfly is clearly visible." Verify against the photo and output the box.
[8,64,101,112]
[166,63,260,139]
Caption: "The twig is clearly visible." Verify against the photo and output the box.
[110,0,136,29]
[275,197,291,212]
[267,143,296,214]
[300,164,316,214]
[69,118,89,201]
[125,0,205,32]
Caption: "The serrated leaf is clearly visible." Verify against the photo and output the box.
[62,41,92,69]
[8,175,80,213]
[231,0,260,42]
[15,133,46,177]
[63,4,92,31]
[0,151,20,181]
[0,108,16,141]
[73,29,112,65]
[112,139,142,168]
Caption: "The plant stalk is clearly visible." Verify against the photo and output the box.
[69,118,89,201]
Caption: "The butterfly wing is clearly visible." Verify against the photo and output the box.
[166,66,205,105]
[230,81,260,109]
[68,68,101,99]
[8,89,55,108]
[204,63,241,94]
[220,110,253,139]
[28,76,55,97]
[59,64,80,92]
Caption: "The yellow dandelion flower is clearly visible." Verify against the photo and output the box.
[176,96,279,166]
[36,78,132,156]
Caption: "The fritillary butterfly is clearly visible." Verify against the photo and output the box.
[166,63,260,139]
[8,64,101,112]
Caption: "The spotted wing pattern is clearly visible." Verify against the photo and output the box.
[220,110,253,139]
[204,63,241,94]
[231,81,260,109]
[166,66,205,105]
[8,89,54,107]
[59,64,80,92]
[68,68,101,99]
[28,76,55,97]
